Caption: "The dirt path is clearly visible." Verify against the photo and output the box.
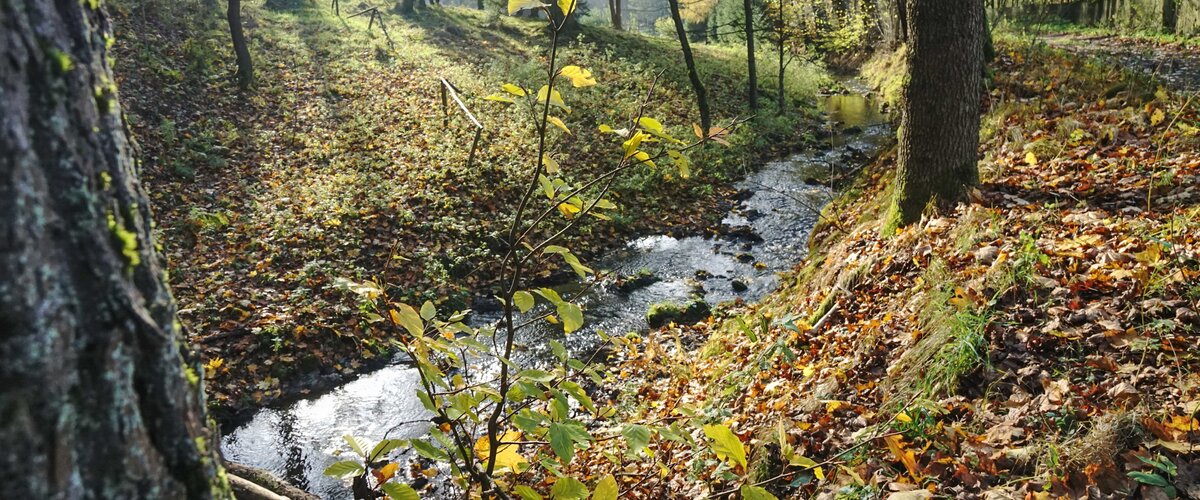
[1039,33,1200,92]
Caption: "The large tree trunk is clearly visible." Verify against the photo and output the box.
[743,0,758,111]
[668,0,712,133]
[887,0,984,229]
[227,0,254,88]
[0,1,229,498]
[397,0,416,15]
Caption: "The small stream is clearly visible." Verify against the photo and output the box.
[220,89,892,499]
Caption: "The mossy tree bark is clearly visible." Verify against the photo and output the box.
[888,0,984,230]
[0,1,229,498]
[668,0,712,133]
[227,0,254,88]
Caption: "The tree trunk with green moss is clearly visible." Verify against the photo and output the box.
[888,0,984,230]
[0,1,230,498]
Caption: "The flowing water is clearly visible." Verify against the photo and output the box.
[220,89,892,499]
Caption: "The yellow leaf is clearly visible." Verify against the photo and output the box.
[637,117,664,134]
[558,66,595,87]
[1151,108,1166,126]
[557,201,581,218]
[668,149,689,178]
[473,431,527,474]
[703,424,747,470]
[813,466,825,481]
[825,401,844,413]
[507,0,544,14]
[592,475,618,500]
[895,412,913,424]
[543,154,560,174]
[547,116,571,134]
[557,0,577,15]
[622,131,649,159]
[376,462,399,482]
[632,150,655,168]
[390,304,424,337]
[484,94,516,104]
[501,83,526,96]
[1024,152,1038,166]
[537,85,569,113]
[204,357,225,377]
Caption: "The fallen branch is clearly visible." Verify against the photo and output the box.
[224,461,319,500]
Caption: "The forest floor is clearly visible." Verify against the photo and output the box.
[109,1,831,416]
[548,36,1200,498]
[1037,32,1200,92]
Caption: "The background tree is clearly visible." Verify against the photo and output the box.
[228,0,254,87]
[668,0,713,133]
[609,0,622,29]
[743,0,758,110]
[887,0,985,229]
[0,0,228,497]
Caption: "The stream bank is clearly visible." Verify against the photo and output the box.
[220,88,894,499]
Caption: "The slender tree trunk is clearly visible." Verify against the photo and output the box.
[608,0,623,29]
[887,0,984,230]
[668,0,712,133]
[776,0,785,113]
[982,5,994,65]
[743,0,758,111]
[777,41,785,112]
[227,0,253,88]
[0,1,229,498]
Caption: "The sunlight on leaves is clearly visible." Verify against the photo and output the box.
[558,66,595,87]
[474,431,528,474]
[508,0,546,15]
[703,424,747,469]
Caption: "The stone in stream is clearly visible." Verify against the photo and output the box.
[731,278,749,292]
[614,268,659,292]
[646,298,711,328]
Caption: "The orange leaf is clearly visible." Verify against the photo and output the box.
[884,434,922,481]
[372,462,399,483]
